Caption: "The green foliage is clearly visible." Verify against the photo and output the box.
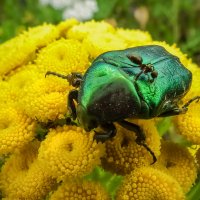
[0,0,62,43]
[85,166,123,199]
[187,177,200,200]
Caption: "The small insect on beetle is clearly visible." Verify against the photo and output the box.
[46,45,200,164]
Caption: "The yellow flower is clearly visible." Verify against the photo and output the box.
[6,160,56,200]
[102,120,160,175]
[38,125,105,181]
[50,180,110,200]
[22,23,60,48]
[116,167,185,200]
[0,141,56,200]
[57,18,79,37]
[0,81,19,106]
[35,38,89,74]
[67,20,115,41]
[0,36,36,78]
[174,101,200,144]
[116,28,152,46]
[0,24,59,78]
[83,32,127,58]
[19,76,70,122]
[173,61,200,144]
[7,66,42,97]
[154,141,197,193]
[0,106,36,155]
[183,62,200,101]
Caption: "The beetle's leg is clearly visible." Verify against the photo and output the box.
[68,89,78,120]
[134,69,146,81]
[45,71,70,79]
[158,96,200,117]
[182,96,200,110]
[45,71,83,88]
[117,120,157,164]
[94,123,116,143]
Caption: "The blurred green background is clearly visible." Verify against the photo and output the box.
[1,0,200,65]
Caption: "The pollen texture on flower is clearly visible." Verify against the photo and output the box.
[174,101,200,144]
[154,141,197,193]
[0,23,59,78]
[102,120,160,175]
[38,125,105,181]
[0,106,36,154]
[0,141,40,194]
[50,180,110,200]
[0,141,56,200]
[19,76,70,122]
[116,167,185,200]
[36,38,89,74]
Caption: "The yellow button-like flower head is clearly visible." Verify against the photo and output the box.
[0,23,59,78]
[19,76,70,122]
[67,20,115,41]
[116,28,152,46]
[0,141,55,200]
[154,141,197,193]
[174,101,200,144]
[0,106,36,154]
[38,125,105,181]
[50,180,110,200]
[116,167,185,200]
[36,38,89,74]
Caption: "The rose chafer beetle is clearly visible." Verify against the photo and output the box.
[46,45,200,164]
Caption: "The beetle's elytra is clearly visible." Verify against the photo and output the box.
[46,45,200,164]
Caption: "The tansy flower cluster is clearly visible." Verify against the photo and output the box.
[0,19,199,200]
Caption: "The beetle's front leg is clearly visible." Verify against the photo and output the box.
[159,96,200,117]
[182,96,200,111]
[94,123,116,143]
[68,89,78,120]
[45,71,83,88]
[117,120,157,164]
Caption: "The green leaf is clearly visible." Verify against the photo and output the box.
[156,117,172,136]
[94,0,118,19]
[187,177,200,200]
[84,166,123,199]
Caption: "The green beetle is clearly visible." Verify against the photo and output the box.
[46,45,199,164]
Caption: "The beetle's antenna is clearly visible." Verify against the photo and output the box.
[45,71,70,80]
